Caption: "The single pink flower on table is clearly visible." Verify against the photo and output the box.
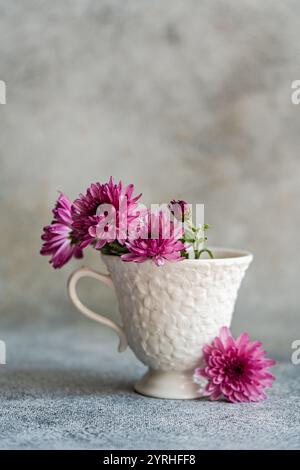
[194,327,276,403]
[121,209,185,266]
[72,177,141,249]
[40,193,83,269]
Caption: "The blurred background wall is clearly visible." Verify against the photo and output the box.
[1,0,299,360]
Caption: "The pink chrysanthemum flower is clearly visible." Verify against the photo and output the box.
[121,209,185,266]
[194,327,276,403]
[72,177,141,249]
[40,193,83,269]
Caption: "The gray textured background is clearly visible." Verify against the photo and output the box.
[1,0,299,356]
[0,1,300,449]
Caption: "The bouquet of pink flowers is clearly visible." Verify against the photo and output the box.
[41,177,277,404]
[40,177,213,269]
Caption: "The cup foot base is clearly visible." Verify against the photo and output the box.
[134,368,202,399]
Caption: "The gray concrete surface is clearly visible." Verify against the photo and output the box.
[0,319,299,450]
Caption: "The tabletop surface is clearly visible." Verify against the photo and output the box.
[0,318,299,450]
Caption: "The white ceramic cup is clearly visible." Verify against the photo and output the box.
[68,247,253,399]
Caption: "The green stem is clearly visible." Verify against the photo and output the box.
[198,248,214,259]
[101,241,129,256]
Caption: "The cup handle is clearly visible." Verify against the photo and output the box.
[67,266,128,352]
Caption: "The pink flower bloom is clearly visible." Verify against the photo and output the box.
[121,209,185,266]
[194,327,276,403]
[168,199,190,222]
[40,193,83,269]
[72,177,141,249]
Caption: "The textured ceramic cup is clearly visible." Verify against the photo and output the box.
[68,247,252,399]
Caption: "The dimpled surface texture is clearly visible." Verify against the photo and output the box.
[103,254,252,371]
[0,329,296,450]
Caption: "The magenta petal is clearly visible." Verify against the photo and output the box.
[95,239,106,249]
[236,332,250,350]
[121,253,147,263]
[88,225,97,237]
